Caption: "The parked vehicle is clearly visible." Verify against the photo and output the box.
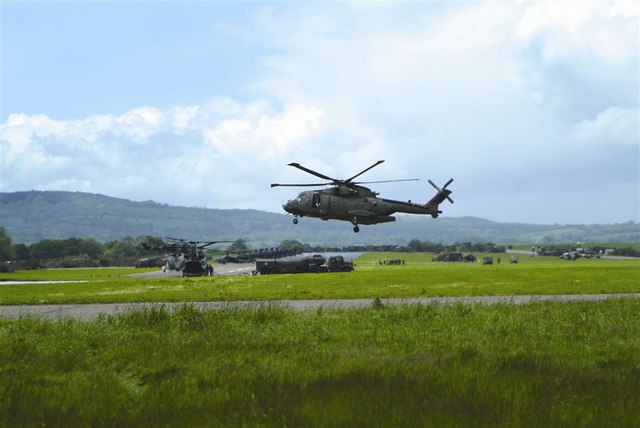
[432,252,476,262]
[255,255,354,275]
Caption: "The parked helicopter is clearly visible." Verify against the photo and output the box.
[271,160,454,232]
[141,237,233,276]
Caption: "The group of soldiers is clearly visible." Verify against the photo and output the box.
[379,259,406,265]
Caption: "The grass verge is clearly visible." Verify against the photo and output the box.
[1,255,638,304]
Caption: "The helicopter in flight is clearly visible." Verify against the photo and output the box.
[141,237,233,276]
[271,160,453,233]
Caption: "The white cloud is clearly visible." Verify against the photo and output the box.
[513,0,638,119]
[572,107,640,147]
[0,99,326,210]
[249,1,639,222]
[1,1,638,224]
[115,106,166,141]
[516,0,638,66]
[171,105,200,135]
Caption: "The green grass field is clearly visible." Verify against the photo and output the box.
[1,301,639,426]
[1,253,639,426]
[0,253,638,304]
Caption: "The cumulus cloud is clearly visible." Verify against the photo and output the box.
[516,0,638,66]
[246,1,638,222]
[572,107,640,147]
[513,0,639,120]
[0,100,325,209]
[1,1,638,223]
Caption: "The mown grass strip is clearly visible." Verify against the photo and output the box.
[1,257,638,304]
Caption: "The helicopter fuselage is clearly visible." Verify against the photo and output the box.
[283,185,446,230]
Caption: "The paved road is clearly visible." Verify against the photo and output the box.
[505,249,640,261]
[127,256,363,279]
[127,263,256,279]
[1,293,638,321]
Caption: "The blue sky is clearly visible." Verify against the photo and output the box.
[2,2,262,119]
[1,0,639,225]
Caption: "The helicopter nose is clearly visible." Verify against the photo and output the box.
[283,201,291,212]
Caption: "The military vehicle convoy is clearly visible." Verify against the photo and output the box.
[432,252,476,262]
[255,254,354,275]
[217,247,302,264]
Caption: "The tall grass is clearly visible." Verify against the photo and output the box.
[1,300,639,426]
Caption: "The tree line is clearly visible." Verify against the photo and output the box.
[4,226,635,272]
[0,227,508,271]
[405,240,507,254]
[0,228,165,270]
[0,228,319,271]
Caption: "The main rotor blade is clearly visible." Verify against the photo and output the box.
[199,240,235,249]
[287,163,336,182]
[345,160,385,183]
[352,178,419,185]
[271,182,332,188]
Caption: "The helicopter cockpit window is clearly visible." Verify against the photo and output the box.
[312,193,321,208]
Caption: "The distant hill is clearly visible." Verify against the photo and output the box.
[1,191,638,245]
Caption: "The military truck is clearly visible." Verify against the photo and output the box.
[255,254,354,275]
[134,256,165,268]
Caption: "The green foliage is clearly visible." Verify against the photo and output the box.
[405,240,506,253]
[0,227,14,261]
[225,239,249,252]
[279,239,304,252]
[29,237,104,260]
[103,237,139,259]
[407,238,424,252]
[1,231,167,268]
[1,300,639,426]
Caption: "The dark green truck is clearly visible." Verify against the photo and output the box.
[255,255,354,275]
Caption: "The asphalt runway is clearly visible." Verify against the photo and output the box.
[1,293,638,321]
[127,254,362,279]
[127,263,256,278]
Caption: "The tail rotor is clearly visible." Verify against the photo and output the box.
[428,178,454,204]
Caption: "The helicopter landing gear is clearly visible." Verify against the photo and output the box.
[353,225,360,233]
[293,217,299,225]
